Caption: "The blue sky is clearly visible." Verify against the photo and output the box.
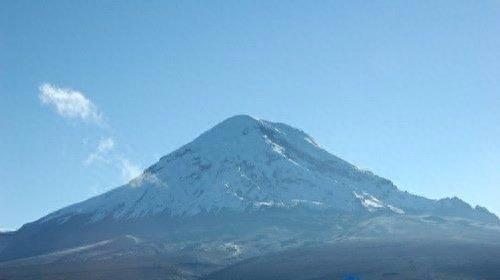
[1,1,499,230]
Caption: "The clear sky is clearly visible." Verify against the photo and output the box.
[1,1,499,230]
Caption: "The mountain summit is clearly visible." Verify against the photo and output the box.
[1,115,499,277]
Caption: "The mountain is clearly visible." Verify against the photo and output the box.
[1,115,499,279]
[19,115,500,223]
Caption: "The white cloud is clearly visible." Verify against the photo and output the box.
[97,137,115,153]
[39,83,103,124]
[129,172,161,188]
[83,137,143,184]
[84,139,143,184]
[84,137,115,165]
[119,158,142,182]
[39,83,143,188]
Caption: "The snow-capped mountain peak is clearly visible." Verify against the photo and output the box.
[39,115,498,225]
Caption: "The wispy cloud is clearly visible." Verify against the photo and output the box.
[84,137,115,165]
[118,157,142,182]
[39,83,103,124]
[85,138,143,183]
[129,172,161,188]
[97,138,115,153]
[39,83,144,188]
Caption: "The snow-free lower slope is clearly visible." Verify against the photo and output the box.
[40,115,497,225]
